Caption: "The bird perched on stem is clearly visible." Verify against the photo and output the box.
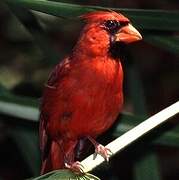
[40,10,142,174]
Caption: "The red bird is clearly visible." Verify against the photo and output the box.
[40,11,142,174]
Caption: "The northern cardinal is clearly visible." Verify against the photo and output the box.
[40,11,142,174]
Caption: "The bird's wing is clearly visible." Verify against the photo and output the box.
[39,57,71,159]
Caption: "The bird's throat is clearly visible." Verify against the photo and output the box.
[109,41,127,60]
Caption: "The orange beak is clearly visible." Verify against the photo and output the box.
[115,24,142,44]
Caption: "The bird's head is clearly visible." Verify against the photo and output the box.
[74,11,142,58]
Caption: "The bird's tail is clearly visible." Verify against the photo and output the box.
[40,140,64,175]
[40,139,78,175]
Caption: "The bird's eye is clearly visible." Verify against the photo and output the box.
[104,20,120,33]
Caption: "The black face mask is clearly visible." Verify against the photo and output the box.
[109,41,127,60]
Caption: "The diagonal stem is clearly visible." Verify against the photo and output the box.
[81,101,179,173]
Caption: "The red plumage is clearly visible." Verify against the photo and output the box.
[40,11,142,174]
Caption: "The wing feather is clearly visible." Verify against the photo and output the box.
[39,58,71,159]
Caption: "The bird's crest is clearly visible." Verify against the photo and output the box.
[80,10,129,22]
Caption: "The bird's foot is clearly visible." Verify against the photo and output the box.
[87,136,112,161]
[93,144,112,161]
[65,161,84,174]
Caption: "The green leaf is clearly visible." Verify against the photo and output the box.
[10,126,40,176]
[0,98,39,121]
[0,86,39,121]
[126,64,147,115]
[31,169,100,180]
[0,87,40,175]
[7,5,59,64]
[144,35,179,56]
[4,0,179,31]
[133,152,161,180]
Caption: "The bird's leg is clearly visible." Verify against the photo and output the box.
[60,139,84,173]
[87,136,112,161]
[75,137,88,160]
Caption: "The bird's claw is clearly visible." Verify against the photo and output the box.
[65,161,84,174]
[93,144,112,162]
